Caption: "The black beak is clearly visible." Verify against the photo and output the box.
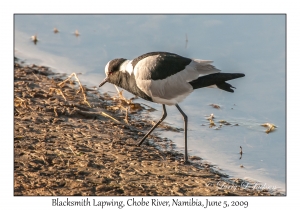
[99,77,108,87]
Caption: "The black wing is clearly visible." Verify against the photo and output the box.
[131,52,192,80]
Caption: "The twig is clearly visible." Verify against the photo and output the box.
[49,88,67,101]
[56,89,67,101]
[68,146,76,156]
[99,111,121,123]
[58,73,91,107]
[16,96,25,102]
[124,107,129,124]
[46,187,56,196]
[32,72,40,80]
[53,107,58,117]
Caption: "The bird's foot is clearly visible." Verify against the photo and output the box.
[183,159,191,165]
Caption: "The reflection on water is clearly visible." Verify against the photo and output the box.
[14,14,286,192]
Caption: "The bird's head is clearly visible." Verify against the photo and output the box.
[99,58,127,87]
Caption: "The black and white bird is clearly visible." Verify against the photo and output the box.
[99,51,245,163]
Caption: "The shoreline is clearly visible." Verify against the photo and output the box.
[14,60,282,196]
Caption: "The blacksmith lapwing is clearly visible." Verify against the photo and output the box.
[99,51,245,163]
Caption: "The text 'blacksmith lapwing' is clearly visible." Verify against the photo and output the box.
[99,51,245,163]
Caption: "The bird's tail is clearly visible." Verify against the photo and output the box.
[189,73,245,93]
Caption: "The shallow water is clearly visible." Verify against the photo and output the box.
[14,14,286,193]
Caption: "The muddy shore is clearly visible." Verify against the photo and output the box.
[14,60,279,196]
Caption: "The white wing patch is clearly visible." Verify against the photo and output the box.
[119,60,134,75]
[134,55,160,80]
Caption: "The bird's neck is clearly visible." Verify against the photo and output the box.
[108,71,152,102]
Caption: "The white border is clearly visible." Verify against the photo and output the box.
[3,1,297,209]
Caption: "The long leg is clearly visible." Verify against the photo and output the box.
[137,104,167,146]
[175,104,188,163]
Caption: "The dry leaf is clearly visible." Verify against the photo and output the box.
[261,123,277,134]
[210,104,220,109]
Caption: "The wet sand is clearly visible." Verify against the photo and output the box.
[14,60,279,196]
